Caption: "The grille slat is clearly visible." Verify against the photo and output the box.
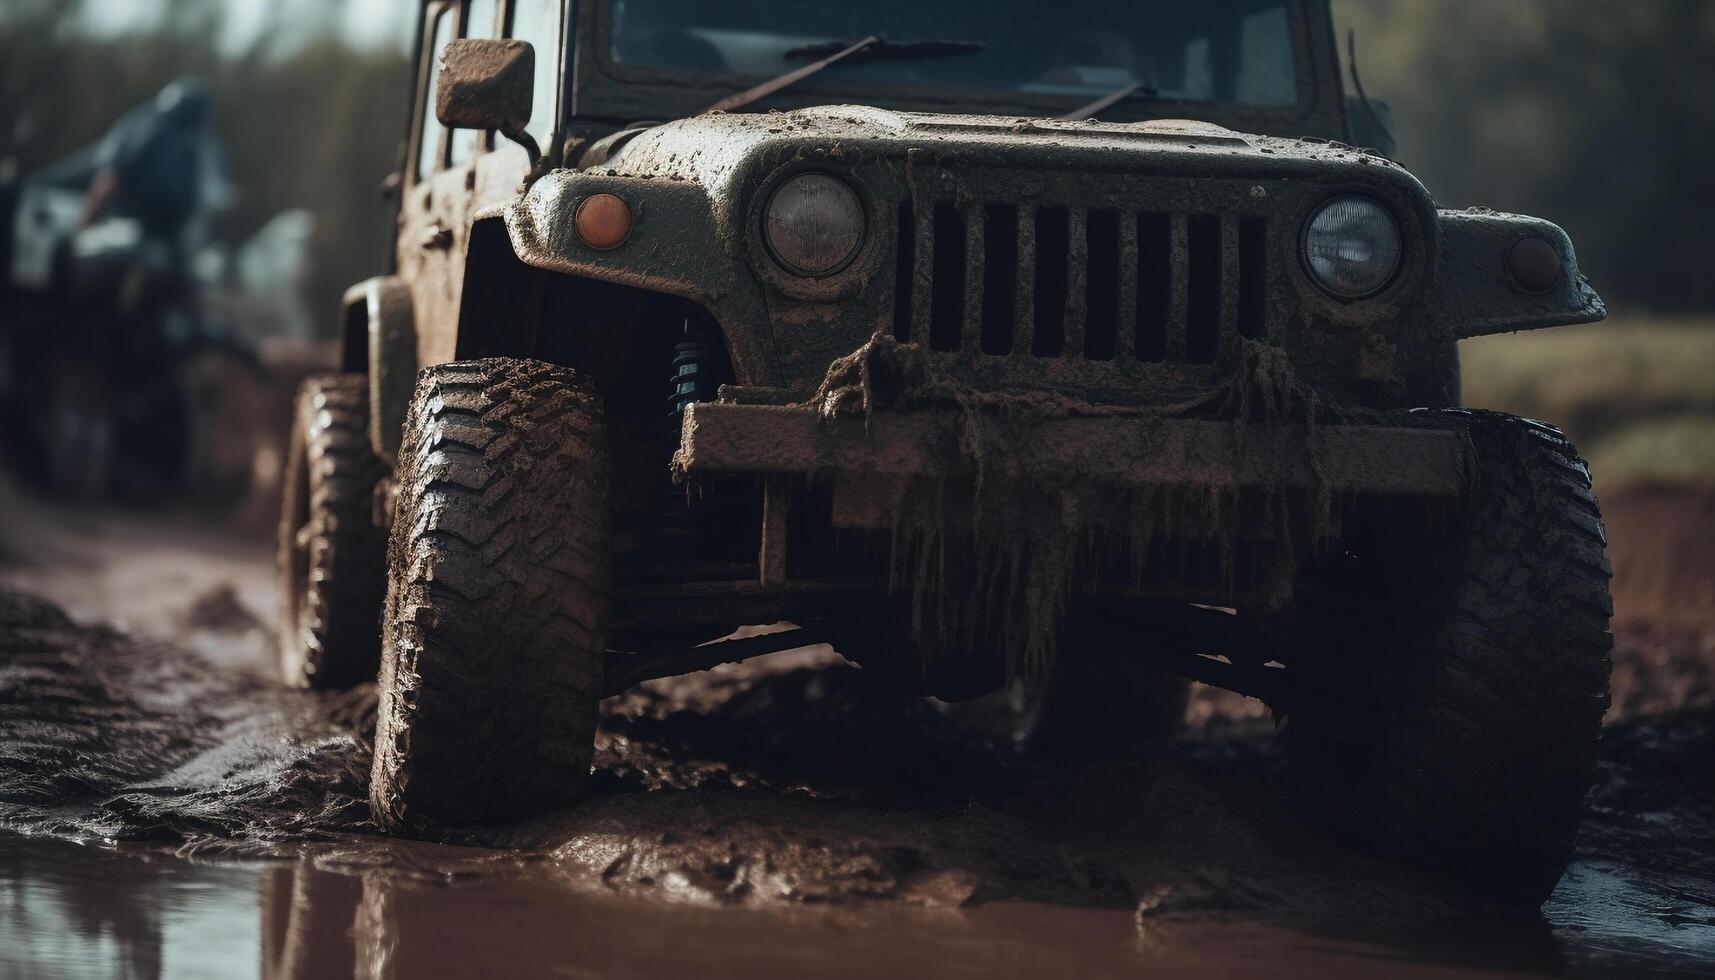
[1013,207,1037,357]
[962,204,985,353]
[1165,214,1190,363]
[899,192,1268,372]
[911,203,936,345]
[1218,215,1242,360]
[1115,211,1139,361]
[1063,208,1089,360]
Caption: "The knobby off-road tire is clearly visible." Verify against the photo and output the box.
[370,358,610,836]
[277,374,388,689]
[1289,410,1612,906]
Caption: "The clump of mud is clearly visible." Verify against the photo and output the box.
[796,335,1353,679]
[0,589,373,852]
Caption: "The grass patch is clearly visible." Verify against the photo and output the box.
[1461,317,1715,480]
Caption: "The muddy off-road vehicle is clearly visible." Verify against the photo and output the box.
[278,0,1612,902]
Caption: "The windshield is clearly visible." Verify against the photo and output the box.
[607,0,1303,109]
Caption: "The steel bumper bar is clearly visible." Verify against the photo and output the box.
[676,403,1464,522]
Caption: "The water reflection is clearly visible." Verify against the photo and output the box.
[0,836,256,979]
[3,834,1710,979]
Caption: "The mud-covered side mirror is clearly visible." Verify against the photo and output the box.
[436,38,538,161]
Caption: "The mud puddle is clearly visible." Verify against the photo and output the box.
[3,831,1685,980]
[2,577,1713,977]
[4,484,1715,976]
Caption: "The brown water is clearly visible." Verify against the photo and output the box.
[3,832,1707,980]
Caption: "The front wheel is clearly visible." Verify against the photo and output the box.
[1288,410,1613,906]
[369,358,611,836]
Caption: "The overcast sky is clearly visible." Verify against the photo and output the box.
[79,0,418,53]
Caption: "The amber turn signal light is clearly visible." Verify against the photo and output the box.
[1507,237,1562,293]
[574,193,631,250]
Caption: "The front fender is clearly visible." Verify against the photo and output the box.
[1432,209,1605,339]
[502,171,778,387]
[339,276,416,463]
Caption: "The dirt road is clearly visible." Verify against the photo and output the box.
[0,480,1712,977]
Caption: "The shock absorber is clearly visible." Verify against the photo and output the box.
[656,308,719,551]
[668,314,719,416]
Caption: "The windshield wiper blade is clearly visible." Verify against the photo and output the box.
[1058,81,1162,121]
[705,34,982,115]
[783,37,984,61]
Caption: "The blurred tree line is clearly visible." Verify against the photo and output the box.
[0,0,410,334]
[1334,0,1715,314]
[1,0,1711,331]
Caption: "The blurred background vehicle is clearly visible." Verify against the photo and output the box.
[0,75,277,501]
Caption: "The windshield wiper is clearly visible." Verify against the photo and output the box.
[705,35,983,114]
[1058,81,1162,121]
[783,37,984,62]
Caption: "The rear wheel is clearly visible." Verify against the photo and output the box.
[369,358,611,836]
[277,374,387,689]
[1288,410,1612,905]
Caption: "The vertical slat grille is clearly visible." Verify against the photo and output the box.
[895,189,1268,370]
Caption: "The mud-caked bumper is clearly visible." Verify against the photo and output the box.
[674,402,1465,532]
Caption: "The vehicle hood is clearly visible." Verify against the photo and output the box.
[598,105,1408,191]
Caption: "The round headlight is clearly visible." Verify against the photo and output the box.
[763,173,866,277]
[1301,195,1403,298]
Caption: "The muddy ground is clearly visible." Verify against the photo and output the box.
[1,480,1713,976]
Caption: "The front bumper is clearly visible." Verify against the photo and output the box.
[675,402,1465,533]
